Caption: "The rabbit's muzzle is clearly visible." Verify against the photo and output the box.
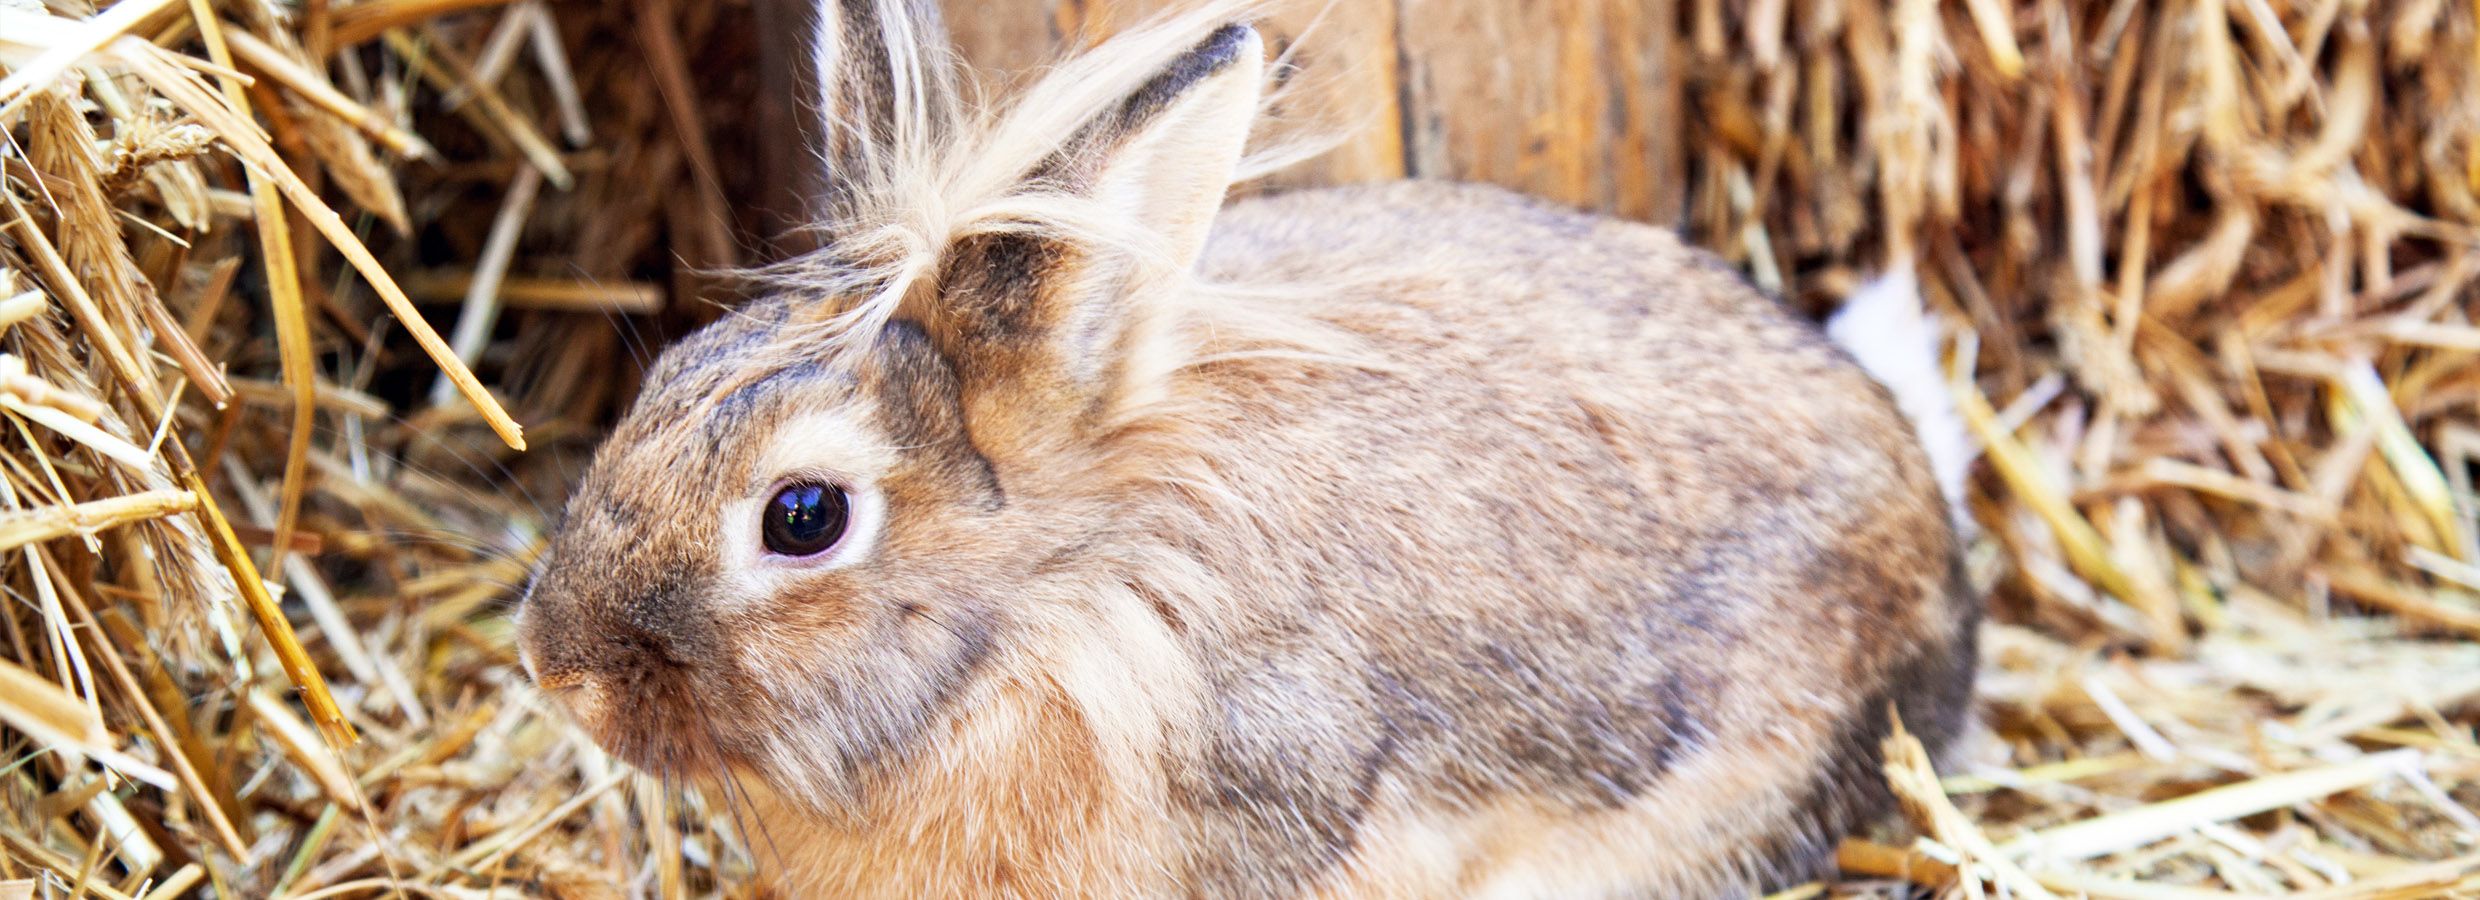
[519,574,739,776]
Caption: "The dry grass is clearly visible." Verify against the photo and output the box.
[0,0,2476,897]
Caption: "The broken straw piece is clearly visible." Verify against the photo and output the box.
[2003,749,2421,862]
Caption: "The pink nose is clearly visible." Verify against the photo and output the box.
[519,603,619,735]
[526,654,614,731]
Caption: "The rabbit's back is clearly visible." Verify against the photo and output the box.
[1119,181,1978,897]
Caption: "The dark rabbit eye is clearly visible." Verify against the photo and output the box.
[762,482,851,557]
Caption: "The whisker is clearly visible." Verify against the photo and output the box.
[693,698,787,884]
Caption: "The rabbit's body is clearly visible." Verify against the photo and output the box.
[1162,182,1974,895]
[519,5,1975,899]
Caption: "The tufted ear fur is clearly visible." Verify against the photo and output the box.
[812,0,956,201]
[929,24,1267,456]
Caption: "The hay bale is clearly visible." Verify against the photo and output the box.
[0,0,2475,896]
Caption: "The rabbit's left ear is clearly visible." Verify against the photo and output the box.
[934,24,1266,449]
[1050,23,1266,281]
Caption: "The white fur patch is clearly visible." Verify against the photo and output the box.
[1826,266,1975,525]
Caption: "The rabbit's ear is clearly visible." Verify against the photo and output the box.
[813,0,956,196]
[1047,23,1266,284]
[935,24,1265,449]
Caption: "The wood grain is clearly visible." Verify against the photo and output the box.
[762,0,1689,226]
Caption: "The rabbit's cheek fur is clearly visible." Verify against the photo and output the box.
[706,574,1210,891]
[723,573,1004,811]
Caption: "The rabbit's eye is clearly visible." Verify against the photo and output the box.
[762,482,850,557]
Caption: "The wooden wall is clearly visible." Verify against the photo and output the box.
[754,0,1694,232]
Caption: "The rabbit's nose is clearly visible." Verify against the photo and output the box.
[523,616,684,736]
[526,609,685,682]
[520,624,608,726]
[520,614,598,686]
[517,567,708,721]
[532,665,614,731]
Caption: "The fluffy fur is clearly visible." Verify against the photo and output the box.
[1827,265,1975,527]
[516,3,1979,897]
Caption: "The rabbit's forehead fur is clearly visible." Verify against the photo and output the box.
[556,293,1000,569]
[581,301,852,509]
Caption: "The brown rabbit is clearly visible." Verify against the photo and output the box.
[516,2,1979,896]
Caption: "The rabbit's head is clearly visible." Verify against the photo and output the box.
[516,0,1269,808]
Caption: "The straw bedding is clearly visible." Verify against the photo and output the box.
[1,0,2476,897]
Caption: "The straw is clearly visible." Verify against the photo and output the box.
[7,1,2480,896]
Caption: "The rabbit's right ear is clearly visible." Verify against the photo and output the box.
[918,24,1265,459]
[812,0,956,195]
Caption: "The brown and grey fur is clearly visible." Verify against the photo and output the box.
[517,2,1978,897]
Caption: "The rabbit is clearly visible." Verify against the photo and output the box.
[515,1,1980,897]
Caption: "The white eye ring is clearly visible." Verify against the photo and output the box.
[714,476,885,606]
[712,408,896,612]
[708,479,881,615]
